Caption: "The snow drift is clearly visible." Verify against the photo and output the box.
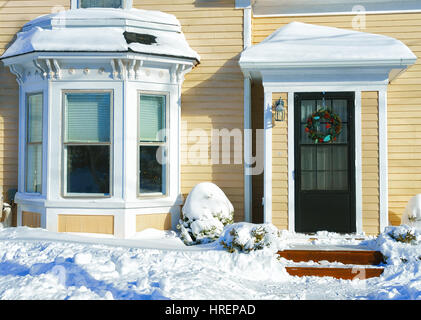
[401,194,421,231]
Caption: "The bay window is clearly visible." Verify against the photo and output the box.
[64,92,112,196]
[26,93,43,193]
[138,93,167,196]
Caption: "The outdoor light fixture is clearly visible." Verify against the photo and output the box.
[274,98,285,122]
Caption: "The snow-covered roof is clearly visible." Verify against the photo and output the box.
[1,8,200,62]
[240,22,416,69]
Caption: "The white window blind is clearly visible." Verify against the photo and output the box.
[65,93,111,143]
[139,95,165,142]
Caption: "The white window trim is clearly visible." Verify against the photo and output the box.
[137,90,170,199]
[71,0,132,9]
[62,89,114,198]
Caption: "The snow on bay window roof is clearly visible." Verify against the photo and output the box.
[1,8,200,62]
[240,22,416,68]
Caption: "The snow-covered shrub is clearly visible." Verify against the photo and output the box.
[386,225,419,245]
[401,194,421,231]
[219,222,284,254]
[373,225,421,265]
[177,182,234,245]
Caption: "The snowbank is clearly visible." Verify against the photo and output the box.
[401,194,421,231]
[178,182,234,245]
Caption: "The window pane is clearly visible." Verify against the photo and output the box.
[301,146,316,170]
[301,171,316,191]
[139,146,166,194]
[316,146,332,171]
[80,0,123,8]
[65,93,110,143]
[67,145,110,194]
[26,144,42,193]
[139,95,166,142]
[28,94,43,143]
[332,171,348,190]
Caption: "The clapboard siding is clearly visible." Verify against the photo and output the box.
[0,0,70,199]
[361,92,380,235]
[253,12,421,232]
[271,92,288,230]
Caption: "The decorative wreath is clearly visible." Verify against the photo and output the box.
[305,109,342,143]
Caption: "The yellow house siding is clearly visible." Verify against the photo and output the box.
[271,92,288,230]
[362,91,380,235]
[0,1,71,199]
[22,211,41,228]
[58,215,114,235]
[253,12,421,231]
[134,0,245,221]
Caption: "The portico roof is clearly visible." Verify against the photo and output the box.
[239,22,416,79]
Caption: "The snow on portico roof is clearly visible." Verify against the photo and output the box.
[1,8,200,62]
[240,22,416,69]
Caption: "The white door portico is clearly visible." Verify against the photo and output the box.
[240,22,416,234]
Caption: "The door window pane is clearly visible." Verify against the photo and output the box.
[67,146,110,194]
[26,144,42,193]
[316,146,331,171]
[65,93,110,143]
[301,146,316,170]
[332,171,348,190]
[301,171,316,191]
[80,0,123,8]
[139,146,166,194]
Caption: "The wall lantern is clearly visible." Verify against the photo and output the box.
[274,98,285,122]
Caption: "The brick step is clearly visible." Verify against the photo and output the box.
[285,266,384,280]
[278,250,385,266]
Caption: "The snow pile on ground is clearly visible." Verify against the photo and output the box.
[0,224,420,300]
[0,227,287,300]
[177,182,234,245]
[401,194,421,230]
[219,222,286,254]
[370,225,421,265]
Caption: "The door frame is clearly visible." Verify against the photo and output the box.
[293,91,356,233]
[262,83,389,235]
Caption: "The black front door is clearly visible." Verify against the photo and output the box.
[294,92,356,233]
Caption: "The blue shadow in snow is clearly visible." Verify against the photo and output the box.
[0,258,169,300]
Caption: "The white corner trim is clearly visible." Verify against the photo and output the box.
[243,6,252,49]
[70,0,78,9]
[244,77,252,222]
[378,89,389,232]
[263,89,273,223]
[242,2,252,222]
[287,91,295,232]
[355,91,363,234]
